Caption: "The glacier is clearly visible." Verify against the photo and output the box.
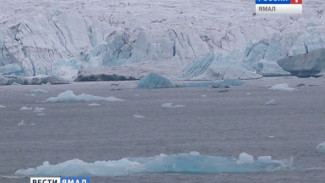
[15,152,294,177]
[0,0,324,84]
[45,90,124,103]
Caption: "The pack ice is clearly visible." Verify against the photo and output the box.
[45,90,124,103]
[15,152,293,177]
[0,0,324,84]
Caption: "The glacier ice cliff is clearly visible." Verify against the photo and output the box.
[0,0,324,84]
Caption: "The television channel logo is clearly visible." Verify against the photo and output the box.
[30,177,90,183]
[256,0,302,14]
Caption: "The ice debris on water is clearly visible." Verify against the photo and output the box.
[0,105,6,108]
[161,103,186,109]
[138,73,175,89]
[45,90,124,103]
[317,142,325,153]
[15,152,294,177]
[20,107,33,111]
[269,84,295,91]
[31,89,47,96]
[18,120,26,126]
[265,99,278,106]
[185,79,244,88]
[133,115,145,119]
[34,107,45,113]
[88,103,101,106]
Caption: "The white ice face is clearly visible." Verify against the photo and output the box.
[0,0,324,82]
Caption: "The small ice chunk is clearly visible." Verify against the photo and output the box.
[31,89,47,94]
[265,99,278,106]
[133,115,144,119]
[20,107,33,111]
[88,103,101,106]
[246,93,251,95]
[37,113,46,116]
[45,90,124,103]
[268,136,275,138]
[0,105,6,108]
[34,107,45,113]
[257,156,272,163]
[201,95,207,98]
[161,103,186,109]
[237,152,254,164]
[317,142,325,153]
[18,120,26,126]
[269,84,295,91]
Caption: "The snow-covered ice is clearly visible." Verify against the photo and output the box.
[316,142,325,153]
[269,84,295,91]
[138,73,174,89]
[45,90,124,103]
[15,152,293,177]
[161,103,186,109]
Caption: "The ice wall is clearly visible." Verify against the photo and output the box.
[0,0,324,83]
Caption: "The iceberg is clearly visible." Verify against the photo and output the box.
[269,84,295,91]
[45,90,124,103]
[0,105,6,108]
[137,73,175,89]
[277,48,325,78]
[317,142,325,153]
[15,152,293,177]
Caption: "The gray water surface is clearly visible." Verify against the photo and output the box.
[0,78,325,183]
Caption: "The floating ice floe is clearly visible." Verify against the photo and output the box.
[269,84,295,91]
[18,120,26,126]
[20,107,33,111]
[15,152,294,177]
[0,105,6,108]
[265,99,278,106]
[31,89,48,96]
[161,103,186,109]
[45,90,124,103]
[88,103,101,106]
[133,115,145,119]
[34,107,46,113]
[317,142,325,153]
[138,73,175,89]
